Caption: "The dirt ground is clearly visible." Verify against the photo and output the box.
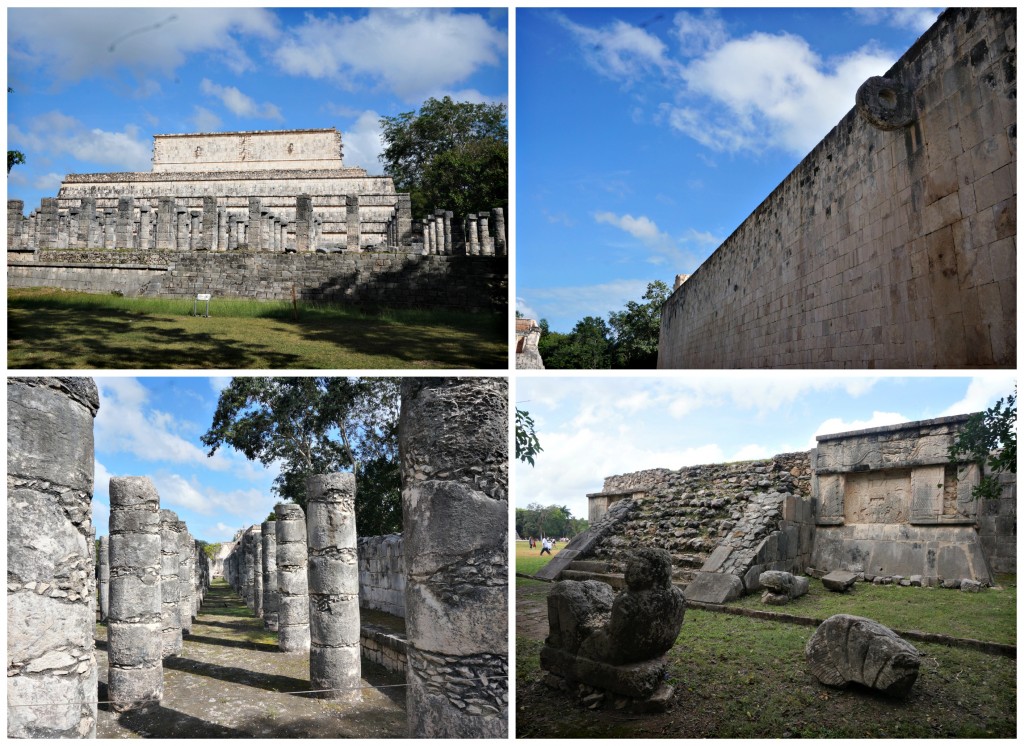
[96,581,407,738]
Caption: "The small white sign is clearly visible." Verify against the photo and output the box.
[196,293,212,301]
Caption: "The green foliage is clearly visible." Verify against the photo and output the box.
[198,541,222,560]
[538,281,670,369]
[948,389,1016,500]
[515,408,542,466]
[201,377,402,536]
[516,503,588,539]
[379,96,508,217]
[8,150,25,174]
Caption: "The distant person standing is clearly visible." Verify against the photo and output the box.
[540,537,552,556]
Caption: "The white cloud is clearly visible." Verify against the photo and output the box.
[730,443,774,462]
[340,110,384,171]
[516,297,540,320]
[519,279,653,331]
[557,13,677,84]
[9,112,151,171]
[8,8,279,86]
[151,472,272,519]
[272,9,506,103]
[811,411,910,446]
[940,376,1017,417]
[209,377,232,394]
[32,172,65,190]
[191,106,222,133]
[200,79,283,121]
[852,8,941,34]
[594,211,703,267]
[673,10,728,57]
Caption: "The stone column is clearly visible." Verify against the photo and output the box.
[444,211,454,254]
[247,198,261,250]
[138,205,152,250]
[175,207,188,251]
[77,197,95,247]
[295,195,313,252]
[201,196,217,251]
[424,220,435,255]
[466,214,480,256]
[262,521,279,631]
[397,194,413,246]
[8,198,25,249]
[242,527,256,610]
[159,509,183,657]
[492,208,506,256]
[254,526,264,619]
[217,208,228,252]
[189,210,201,251]
[479,213,494,256]
[400,378,509,738]
[116,197,134,248]
[7,378,100,738]
[346,194,360,251]
[37,197,59,249]
[98,535,110,622]
[433,213,443,255]
[192,539,203,619]
[68,208,81,249]
[155,197,175,250]
[177,523,194,635]
[276,503,311,653]
[57,210,70,248]
[102,209,116,249]
[108,477,163,713]
[306,474,361,701]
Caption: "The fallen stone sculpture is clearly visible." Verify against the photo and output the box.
[806,614,921,697]
[759,570,809,605]
[540,548,686,710]
[821,570,858,592]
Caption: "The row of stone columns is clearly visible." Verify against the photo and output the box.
[413,206,506,256]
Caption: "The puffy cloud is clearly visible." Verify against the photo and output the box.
[199,79,283,121]
[151,472,273,519]
[340,109,384,171]
[852,8,941,34]
[557,13,677,83]
[811,411,910,446]
[32,172,65,190]
[9,111,151,171]
[272,9,506,103]
[940,376,1017,417]
[593,211,704,267]
[191,106,223,133]
[8,8,279,86]
[673,10,728,57]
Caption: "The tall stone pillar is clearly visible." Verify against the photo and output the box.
[116,197,134,248]
[77,197,95,247]
[217,208,228,252]
[306,474,361,701]
[444,211,454,254]
[346,194,360,251]
[247,198,261,250]
[466,214,480,256]
[108,477,163,713]
[276,503,311,653]
[295,195,313,252]
[253,526,264,619]
[7,378,100,738]
[155,198,175,250]
[433,213,443,255]
[8,198,24,249]
[177,523,194,634]
[492,208,506,256]
[424,220,435,255]
[138,205,152,250]
[38,198,59,249]
[102,209,116,249]
[189,211,201,251]
[397,194,413,246]
[68,209,80,249]
[479,213,494,256]
[159,509,183,657]
[201,196,217,251]
[262,520,279,631]
[98,535,110,622]
[175,207,188,251]
[400,378,509,738]
[242,526,257,610]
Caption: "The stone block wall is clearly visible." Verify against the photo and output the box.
[358,534,405,617]
[659,8,1016,368]
[8,251,507,313]
[977,464,1016,575]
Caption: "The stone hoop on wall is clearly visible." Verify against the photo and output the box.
[855,76,916,131]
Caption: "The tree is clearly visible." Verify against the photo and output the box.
[516,408,542,466]
[379,96,508,217]
[8,88,25,175]
[515,503,588,539]
[545,316,614,369]
[608,280,670,368]
[948,389,1016,500]
[201,377,402,536]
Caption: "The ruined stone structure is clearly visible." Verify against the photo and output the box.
[275,503,311,653]
[515,318,545,369]
[8,378,100,738]
[159,509,184,657]
[306,474,362,702]
[399,377,509,738]
[98,535,110,622]
[806,614,921,697]
[107,477,164,713]
[811,415,998,584]
[659,8,1016,368]
[548,413,1014,598]
[178,523,194,635]
[262,520,280,632]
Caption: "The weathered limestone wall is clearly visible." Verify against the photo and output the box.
[107,477,163,712]
[978,464,1016,574]
[810,415,999,582]
[400,377,509,738]
[7,378,100,738]
[276,503,311,653]
[306,474,361,702]
[358,534,405,617]
[152,129,345,173]
[659,8,1016,368]
[7,251,507,313]
[178,524,194,635]
[159,510,184,657]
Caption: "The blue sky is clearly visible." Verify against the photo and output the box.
[92,376,282,544]
[515,374,1016,520]
[516,7,942,332]
[7,7,508,210]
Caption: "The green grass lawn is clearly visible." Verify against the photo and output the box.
[8,287,506,369]
[515,540,563,578]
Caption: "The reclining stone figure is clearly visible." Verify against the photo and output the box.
[540,548,686,704]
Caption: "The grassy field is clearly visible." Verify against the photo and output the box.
[516,545,1016,737]
[8,288,506,369]
[515,539,564,577]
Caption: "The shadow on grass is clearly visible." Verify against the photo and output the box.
[183,634,279,654]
